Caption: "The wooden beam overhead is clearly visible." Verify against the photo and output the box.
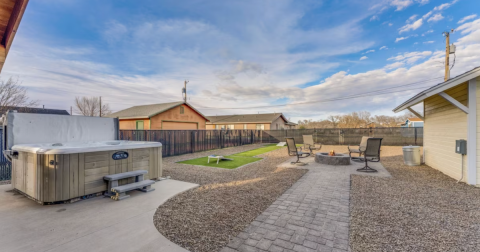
[407,107,424,121]
[438,91,469,114]
[0,0,28,73]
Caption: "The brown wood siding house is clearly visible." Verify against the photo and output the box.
[206,113,297,130]
[108,101,209,130]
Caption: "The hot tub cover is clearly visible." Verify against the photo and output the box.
[12,140,162,154]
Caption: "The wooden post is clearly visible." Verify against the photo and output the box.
[444,32,450,81]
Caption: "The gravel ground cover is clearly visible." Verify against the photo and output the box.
[350,146,480,252]
[153,144,307,252]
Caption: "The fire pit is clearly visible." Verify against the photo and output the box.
[315,152,351,165]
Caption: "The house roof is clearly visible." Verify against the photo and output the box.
[0,0,29,73]
[0,106,70,115]
[407,117,423,122]
[393,67,480,113]
[206,113,289,124]
[107,101,209,120]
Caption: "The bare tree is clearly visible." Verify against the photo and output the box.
[75,96,111,117]
[0,77,38,111]
[327,115,339,128]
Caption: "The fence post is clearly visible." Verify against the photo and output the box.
[415,127,417,145]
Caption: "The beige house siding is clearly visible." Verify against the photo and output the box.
[271,116,287,130]
[476,77,480,185]
[424,83,468,182]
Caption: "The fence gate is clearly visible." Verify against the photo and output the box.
[0,129,11,181]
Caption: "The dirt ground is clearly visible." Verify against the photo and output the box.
[153,144,307,252]
[350,146,480,252]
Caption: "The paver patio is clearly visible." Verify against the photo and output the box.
[222,156,390,252]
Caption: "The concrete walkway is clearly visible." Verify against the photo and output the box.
[0,179,198,252]
[222,157,390,252]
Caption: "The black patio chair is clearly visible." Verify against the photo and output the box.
[356,138,383,173]
[286,137,310,165]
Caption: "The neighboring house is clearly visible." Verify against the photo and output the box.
[393,67,480,186]
[206,113,296,130]
[401,118,424,128]
[107,101,209,130]
[0,0,29,73]
[0,106,70,116]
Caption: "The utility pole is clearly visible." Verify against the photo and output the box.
[183,80,189,102]
[70,106,72,116]
[444,31,450,81]
[443,29,455,81]
[99,96,102,117]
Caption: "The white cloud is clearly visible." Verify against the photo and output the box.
[433,0,457,11]
[414,42,419,45]
[422,29,434,36]
[458,14,477,24]
[391,0,414,11]
[428,13,444,22]
[388,51,432,64]
[415,0,429,5]
[365,50,375,54]
[423,41,434,44]
[370,15,379,21]
[406,15,418,23]
[423,11,433,19]
[384,61,405,69]
[380,46,388,50]
[399,18,423,33]
[389,23,393,26]
[360,56,368,60]
[456,18,480,45]
[396,36,409,42]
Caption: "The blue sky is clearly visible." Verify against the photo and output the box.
[2,0,480,121]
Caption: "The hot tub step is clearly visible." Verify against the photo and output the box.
[110,180,155,201]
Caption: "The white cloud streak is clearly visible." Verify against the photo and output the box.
[458,14,477,24]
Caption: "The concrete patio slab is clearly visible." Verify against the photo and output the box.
[0,179,198,252]
[222,156,390,252]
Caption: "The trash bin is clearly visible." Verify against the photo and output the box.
[403,146,421,166]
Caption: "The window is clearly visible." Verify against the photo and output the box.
[244,124,247,130]
[180,106,185,114]
[216,125,225,130]
[227,124,235,129]
[256,124,264,130]
[136,120,144,130]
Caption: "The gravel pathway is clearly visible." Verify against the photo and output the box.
[154,144,308,252]
[222,146,388,252]
[350,147,480,252]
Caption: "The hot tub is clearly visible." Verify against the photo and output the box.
[2,112,162,204]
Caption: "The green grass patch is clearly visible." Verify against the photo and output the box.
[234,144,285,157]
[177,155,262,169]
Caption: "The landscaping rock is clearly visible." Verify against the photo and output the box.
[153,144,307,252]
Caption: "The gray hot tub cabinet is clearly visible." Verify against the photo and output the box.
[12,147,162,203]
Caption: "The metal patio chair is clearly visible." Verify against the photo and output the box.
[302,135,322,154]
[286,137,310,165]
[348,136,370,159]
[357,138,383,173]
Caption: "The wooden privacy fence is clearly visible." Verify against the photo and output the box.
[260,127,423,146]
[119,130,262,157]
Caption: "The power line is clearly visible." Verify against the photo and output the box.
[196,77,443,110]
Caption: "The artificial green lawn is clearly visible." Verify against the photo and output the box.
[234,144,285,157]
[177,144,287,169]
[177,155,262,169]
